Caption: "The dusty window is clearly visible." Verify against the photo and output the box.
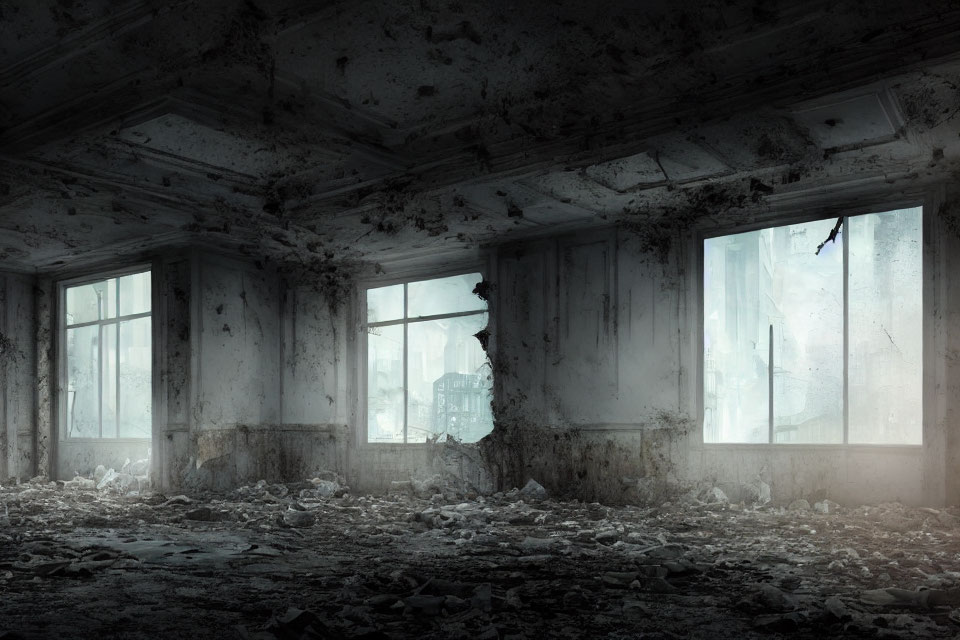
[365,273,492,444]
[62,269,152,439]
[703,207,922,445]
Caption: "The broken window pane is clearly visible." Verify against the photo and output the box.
[407,313,492,444]
[407,273,485,318]
[66,325,99,437]
[119,317,152,438]
[368,324,404,443]
[367,284,404,324]
[770,218,843,444]
[366,273,491,444]
[848,207,922,445]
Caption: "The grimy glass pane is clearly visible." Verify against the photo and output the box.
[367,284,404,324]
[848,207,922,444]
[407,313,492,444]
[367,324,404,443]
[65,280,107,325]
[102,323,118,438]
[407,273,486,318]
[769,218,844,443]
[703,230,770,443]
[105,278,118,319]
[119,317,152,438]
[119,271,151,317]
[66,325,99,438]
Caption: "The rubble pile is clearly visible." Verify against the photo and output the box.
[2,477,960,638]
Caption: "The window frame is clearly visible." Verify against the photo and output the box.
[358,265,491,447]
[696,197,929,450]
[57,263,154,442]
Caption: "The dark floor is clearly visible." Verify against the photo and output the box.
[1,478,959,639]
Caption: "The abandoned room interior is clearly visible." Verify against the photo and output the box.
[7,0,960,637]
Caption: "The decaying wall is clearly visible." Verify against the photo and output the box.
[150,251,191,488]
[935,191,960,506]
[482,197,956,506]
[175,252,348,491]
[10,189,960,506]
[483,228,694,503]
[278,282,349,482]
[0,273,36,481]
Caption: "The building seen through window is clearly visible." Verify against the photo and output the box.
[366,273,492,444]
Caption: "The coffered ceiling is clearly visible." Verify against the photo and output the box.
[2,0,960,274]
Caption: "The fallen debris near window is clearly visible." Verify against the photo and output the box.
[3,477,960,638]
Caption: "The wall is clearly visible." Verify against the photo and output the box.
[278,283,349,481]
[0,273,37,480]
[155,251,193,488]
[484,230,695,502]
[484,208,946,506]
[182,253,281,490]
[24,249,349,490]
[935,192,960,506]
[13,198,957,505]
[175,253,348,491]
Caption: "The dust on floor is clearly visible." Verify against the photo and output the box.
[1,477,959,639]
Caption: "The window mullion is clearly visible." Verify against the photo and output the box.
[97,323,103,439]
[843,216,850,445]
[403,283,408,444]
[115,282,121,438]
[768,323,774,444]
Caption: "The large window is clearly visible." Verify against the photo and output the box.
[365,272,493,444]
[62,269,152,439]
[703,206,922,445]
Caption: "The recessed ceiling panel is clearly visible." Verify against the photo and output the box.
[650,134,732,182]
[585,152,665,192]
[792,92,900,150]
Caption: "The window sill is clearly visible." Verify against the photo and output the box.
[60,437,151,443]
[696,442,923,452]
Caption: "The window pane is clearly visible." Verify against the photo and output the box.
[704,230,771,443]
[407,313,492,444]
[367,284,404,324]
[407,273,485,318]
[368,324,404,443]
[769,219,844,443]
[66,281,108,325]
[119,317,152,438]
[848,207,922,444]
[102,323,117,438]
[66,325,99,437]
[105,278,118,319]
[119,271,151,317]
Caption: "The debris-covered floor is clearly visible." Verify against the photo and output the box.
[3,477,960,639]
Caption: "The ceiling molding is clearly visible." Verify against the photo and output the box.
[0,0,159,88]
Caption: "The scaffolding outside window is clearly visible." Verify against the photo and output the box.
[62,269,152,439]
[365,273,493,444]
[703,207,923,445]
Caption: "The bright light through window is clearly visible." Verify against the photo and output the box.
[63,270,152,439]
[366,273,492,444]
[703,207,922,445]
